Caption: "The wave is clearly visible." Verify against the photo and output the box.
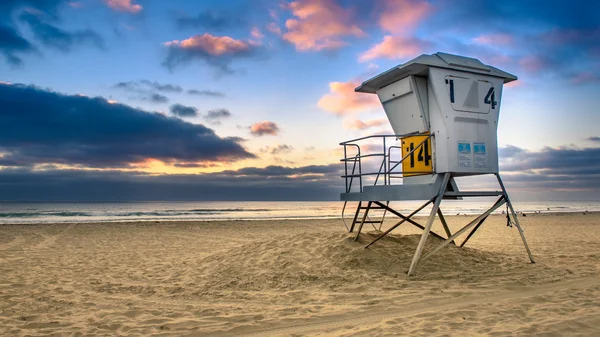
[0,208,276,219]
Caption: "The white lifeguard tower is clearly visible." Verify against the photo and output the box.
[340,52,534,275]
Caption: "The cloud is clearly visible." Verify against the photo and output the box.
[250,121,280,136]
[0,24,35,65]
[587,137,600,142]
[104,0,142,13]
[163,33,258,73]
[343,118,388,130]
[170,104,198,117]
[282,0,365,51]
[187,89,225,97]
[317,80,380,115]
[378,0,432,34]
[472,33,513,46]
[144,93,169,103]
[175,10,245,31]
[359,35,430,62]
[114,80,183,94]
[0,164,343,201]
[18,11,104,52]
[0,82,254,168]
[260,144,294,155]
[204,108,232,125]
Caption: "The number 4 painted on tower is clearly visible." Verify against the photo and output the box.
[484,87,497,109]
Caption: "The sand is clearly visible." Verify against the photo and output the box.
[1,212,599,336]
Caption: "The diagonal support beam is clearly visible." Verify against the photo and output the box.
[496,174,535,263]
[365,199,435,248]
[408,172,451,276]
[437,209,455,245]
[460,213,490,247]
[421,196,506,263]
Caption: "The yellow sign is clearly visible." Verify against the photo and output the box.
[402,135,433,177]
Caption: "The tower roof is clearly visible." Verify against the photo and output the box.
[355,52,518,94]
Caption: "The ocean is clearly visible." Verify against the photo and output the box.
[0,200,598,224]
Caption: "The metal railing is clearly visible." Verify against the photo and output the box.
[340,133,433,193]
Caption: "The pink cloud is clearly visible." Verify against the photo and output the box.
[249,27,264,46]
[164,34,250,56]
[250,121,280,136]
[318,80,380,115]
[282,0,365,51]
[359,35,428,62]
[570,72,599,84]
[379,0,432,34]
[473,33,513,46]
[267,22,282,35]
[344,118,388,130]
[105,0,142,13]
[504,80,523,88]
[518,55,547,73]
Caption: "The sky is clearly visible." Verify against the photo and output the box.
[0,0,599,201]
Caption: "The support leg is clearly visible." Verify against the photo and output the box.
[349,201,362,233]
[354,201,371,242]
[496,174,535,263]
[408,173,451,276]
[437,209,455,245]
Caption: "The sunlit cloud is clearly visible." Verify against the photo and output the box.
[163,33,258,72]
[518,55,547,73]
[282,0,365,51]
[165,34,250,56]
[267,22,282,35]
[359,35,429,62]
[379,0,432,34]
[318,80,380,115]
[105,0,142,13]
[250,121,280,136]
[343,118,388,130]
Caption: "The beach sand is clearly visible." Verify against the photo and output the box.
[1,213,599,336]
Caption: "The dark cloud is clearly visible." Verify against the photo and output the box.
[204,108,231,125]
[494,145,600,193]
[187,89,225,97]
[174,10,246,31]
[115,80,183,93]
[0,82,254,168]
[249,121,279,136]
[144,93,169,103]
[170,104,198,117]
[18,12,104,52]
[587,137,600,142]
[0,164,343,201]
[0,24,35,65]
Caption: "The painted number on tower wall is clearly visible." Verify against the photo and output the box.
[402,135,433,177]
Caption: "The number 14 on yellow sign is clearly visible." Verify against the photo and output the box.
[401,134,433,177]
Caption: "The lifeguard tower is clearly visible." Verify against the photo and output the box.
[340,52,534,275]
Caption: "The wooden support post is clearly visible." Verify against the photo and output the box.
[437,209,455,245]
[354,201,371,242]
[460,213,489,247]
[408,173,451,276]
[349,201,362,233]
[421,197,506,262]
[496,174,535,263]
